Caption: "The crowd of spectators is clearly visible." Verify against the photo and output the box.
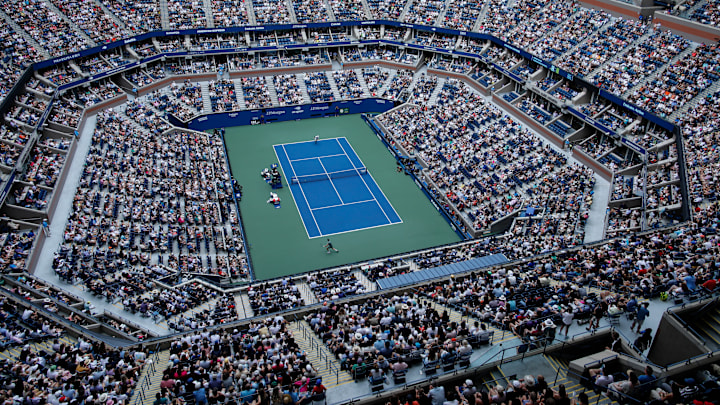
[241,76,273,109]
[558,18,647,78]
[1,0,90,57]
[441,0,483,31]
[274,74,305,106]
[592,29,690,96]
[123,281,218,322]
[682,0,720,27]
[51,106,248,302]
[532,9,610,62]
[0,293,150,405]
[0,21,43,104]
[429,55,475,74]
[167,0,207,29]
[102,0,160,33]
[304,72,335,103]
[159,317,323,405]
[248,279,304,315]
[330,0,366,21]
[361,67,390,97]
[383,69,413,101]
[627,43,720,117]
[407,73,438,104]
[404,0,446,25]
[168,80,204,121]
[505,0,574,49]
[380,78,594,237]
[332,69,366,100]
[306,270,367,302]
[366,0,404,20]
[0,224,35,273]
[212,0,249,27]
[209,79,241,112]
[292,0,330,23]
[51,0,131,44]
[252,0,291,24]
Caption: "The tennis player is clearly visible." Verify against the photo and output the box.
[314,134,319,143]
[324,239,338,254]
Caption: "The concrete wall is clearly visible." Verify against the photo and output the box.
[647,312,706,366]
[579,0,662,18]
[654,12,720,43]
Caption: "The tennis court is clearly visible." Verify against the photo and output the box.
[274,138,402,238]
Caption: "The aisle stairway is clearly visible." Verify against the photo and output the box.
[287,320,354,389]
[135,349,172,405]
[477,366,511,391]
[326,71,343,100]
[234,292,254,319]
[297,280,319,305]
[544,353,617,405]
[0,334,77,362]
[353,269,377,293]
[297,74,313,104]
[684,304,720,352]
[201,82,213,113]
[265,75,280,106]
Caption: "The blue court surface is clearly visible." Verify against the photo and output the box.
[274,137,402,238]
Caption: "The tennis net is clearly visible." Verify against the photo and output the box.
[291,167,367,184]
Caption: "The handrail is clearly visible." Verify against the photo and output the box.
[689,296,718,319]
[582,354,619,369]
[665,309,707,346]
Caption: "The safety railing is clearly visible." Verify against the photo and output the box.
[294,316,344,385]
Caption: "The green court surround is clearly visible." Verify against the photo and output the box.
[223,115,461,280]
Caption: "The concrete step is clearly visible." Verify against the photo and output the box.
[545,354,617,405]
[359,0,372,19]
[433,0,453,26]
[234,292,254,319]
[428,77,446,106]
[353,69,372,98]
[297,73,313,104]
[398,0,416,22]
[296,280,319,305]
[203,0,215,27]
[201,81,213,113]
[352,268,377,292]
[285,0,298,23]
[265,75,280,106]
[324,0,336,21]
[325,71,343,100]
[287,320,354,389]
[138,350,172,405]
[159,0,171,30]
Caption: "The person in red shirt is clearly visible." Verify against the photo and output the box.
[702,278,717,291]
[311,380,326,396]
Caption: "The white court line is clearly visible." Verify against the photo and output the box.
[311,199,376,211]
[276,145,321,238]
[271,137,341,147]
[317,157,344,205]
[290,153,346,162]
[336,138,399,224]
